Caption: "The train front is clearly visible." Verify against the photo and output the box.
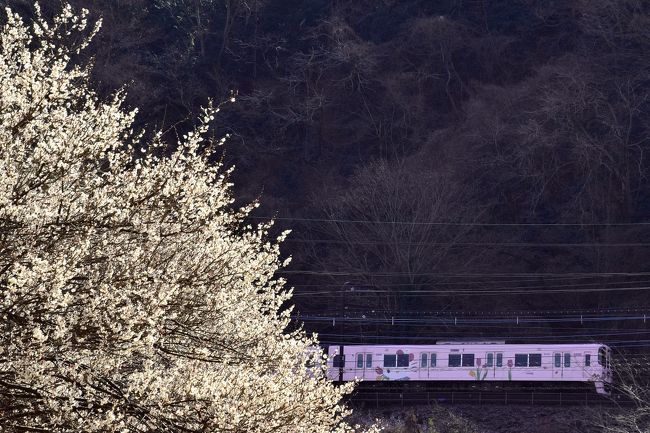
[594,345,613,394]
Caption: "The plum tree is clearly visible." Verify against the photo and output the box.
[0,4,373,432]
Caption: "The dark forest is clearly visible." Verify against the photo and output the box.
[10,0,650,347]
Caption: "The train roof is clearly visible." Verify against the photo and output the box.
[331,342,610,348]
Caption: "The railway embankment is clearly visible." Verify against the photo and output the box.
[349,405,623,433]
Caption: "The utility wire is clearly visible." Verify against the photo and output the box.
[301,320,650,330]
[304,325,650,348]
[279,270,650,277]
[293,314,650,325]
[294,307,650,316]
[292,279,650,293]
[249,216,650,227]
[284,238,650,247]
[292,285,650,296]
[292,275,650,287]
[314,336,650,349]
[300,322,650,332]
[313,330,650,340]
[291,275,650,287]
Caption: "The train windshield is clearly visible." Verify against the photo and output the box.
[598,346,607,367]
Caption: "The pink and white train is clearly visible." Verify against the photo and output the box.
[326,341,613,394]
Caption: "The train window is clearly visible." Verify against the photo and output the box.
[384,355,397,368]
[397,354,410,367]
[357,354,364,368]
[529,354,542,367]
[564,353,571,367]
[448,354,461,367]
[421,353,428,368]
[366,354,372,368]
[486,353,494,367]
[431,353,437,367]
[598,347,606,367]
[496,353,503,367]
[585,354,591,367]
[461,354,475,367]
[515,354,528,367]
[333,355,345,368]
[554,353,561,368]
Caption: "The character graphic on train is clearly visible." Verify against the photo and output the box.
[375,350,417,380]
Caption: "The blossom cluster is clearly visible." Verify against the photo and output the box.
[0,4,378,432]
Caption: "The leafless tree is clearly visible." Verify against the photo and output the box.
[597,355,650,433]
[298,159,480,326]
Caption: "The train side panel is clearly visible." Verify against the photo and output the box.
[327,343,612,393]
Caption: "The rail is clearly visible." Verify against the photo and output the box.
[349,390,631,408]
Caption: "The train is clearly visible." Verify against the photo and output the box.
[325,341,613,394]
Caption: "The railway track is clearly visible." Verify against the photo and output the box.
[348,387,632,408]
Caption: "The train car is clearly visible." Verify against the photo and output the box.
[326,342,612,394]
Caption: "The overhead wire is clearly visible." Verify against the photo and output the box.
[317,330,650,340]
[300,323,650,333]
[299,322,650,332]
[264,219,650,347]
[248,216,650,227]
[292,306,650,315]
[292,314,650,325]
[279,270,650,277]
[290,275,650,287]
[286,274,650,296]
[291,285,650,296]
[311,328,650,338]
[315,340,650,350]
[284,238,650,247]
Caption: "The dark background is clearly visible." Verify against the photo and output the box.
[9,0,650,349]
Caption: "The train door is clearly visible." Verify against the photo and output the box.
[553,352,563,378]
[429,352,437,379]
[355,352,372,379]
[485,352,496,378]
[553,352,572,379]
[563,352,572,379]
[419,352,429,379]
[418,352,437,379]
[583,351,591,374]
[495,352,503,379]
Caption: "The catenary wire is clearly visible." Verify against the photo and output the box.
[248,216,650,227]
[284,238,650,247]
[279,270,650,277]
[291,285,650,296]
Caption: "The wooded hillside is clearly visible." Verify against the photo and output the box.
[10,0,650,344]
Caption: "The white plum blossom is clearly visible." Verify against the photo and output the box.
[0,4,377,432]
